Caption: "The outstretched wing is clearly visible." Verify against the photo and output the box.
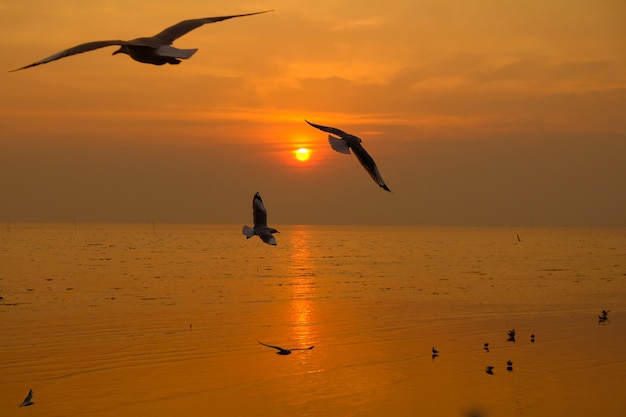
[351,143,391,192]
[258,341,282,351]
[153,10,273,44]
[252,192,268,228]
[305,120,350,138]
[10,40,126,72]
[290,346,315,351]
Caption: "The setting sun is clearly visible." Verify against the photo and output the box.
[295,147,311,162]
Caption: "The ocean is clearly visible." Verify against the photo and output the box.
[1,224,625,416]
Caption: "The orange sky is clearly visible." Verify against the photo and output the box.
[1,0,625,225]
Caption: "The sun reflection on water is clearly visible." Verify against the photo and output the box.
[286,226,317,347]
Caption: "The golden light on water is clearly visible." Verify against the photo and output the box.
[287,227,316,345]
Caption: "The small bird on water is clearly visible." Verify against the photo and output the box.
[507,328,516,342]
[431,346,439,359]
[10,10,272,71]
[485,366,494,375]
[19,389,34,407]
[258,341,314,355]
[598,309,610,323]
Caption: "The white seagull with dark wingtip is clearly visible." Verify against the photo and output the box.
[10,10,272,72]
[19,389,34,407]
[242,192,279,245]
[258,341,314,355]
[305,120,391,192]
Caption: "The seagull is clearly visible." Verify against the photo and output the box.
[19,389,34,407]
[483,342,490,352]
[485,366,494,375]
[305,120,391,192]
[506,360,513,372]
[599,309,610,323]
[242,192,279,245]
[507,328,516,342]
[431,346,439,359]
[258,341,314,355]
[10,10,272,71]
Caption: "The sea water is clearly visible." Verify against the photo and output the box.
[1,224,625,416]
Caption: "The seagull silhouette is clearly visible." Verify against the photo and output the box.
[10,10,272,71]
[485,366,494,375]
[507,328,516,342]
[258,341,314,355]
[19,389,34,407]
[483,342,490,352]
[242,192,279,245]
[305,120,391,192]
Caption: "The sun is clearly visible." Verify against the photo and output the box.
[294,147,311,162]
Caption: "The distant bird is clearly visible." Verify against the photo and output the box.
[530,334,535,343]
[19,389,34,407]
[483,342,490,352]
[258,341,314,355]
[485,366,494,375]
[506,360,513,372]
[507,328,516,342]
[10,10,272,72]
[305,120,391,192]
[431,346,439,359]
[599,309,610,323]
[242,192,279,245]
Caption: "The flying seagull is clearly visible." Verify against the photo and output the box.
[10,10,272,71]
[485,366,494,375]
[258,341,314,355]
[305,120,391,192]
[242,192,279,245]
[19,389,34,407]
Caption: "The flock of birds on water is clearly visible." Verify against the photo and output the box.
[17,309,612,407]
[8,8,615,408]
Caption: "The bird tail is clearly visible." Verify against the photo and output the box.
[242,225,255,238]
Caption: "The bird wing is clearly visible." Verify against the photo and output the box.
[20,389,33,406]
[328,135,352,155]
[258,341,283,351]
[257,230,277,246]
[290,346,315,351]
[350,142,391,191]
[305,120,350,138]
[252,192,268,228]
[152,10,273,44]
[10,40,127,72]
